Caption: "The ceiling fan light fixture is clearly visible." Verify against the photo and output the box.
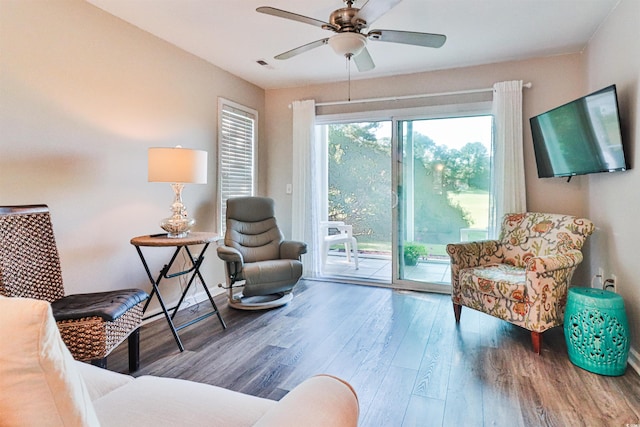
[328,32,366,57]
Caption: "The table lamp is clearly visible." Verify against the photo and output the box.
[148,146,208,238]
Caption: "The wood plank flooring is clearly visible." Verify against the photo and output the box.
[108,280,640,426]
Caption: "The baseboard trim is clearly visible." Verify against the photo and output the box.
[628,347,640,375]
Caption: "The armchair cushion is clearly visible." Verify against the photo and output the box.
[92,375,275,427]
[460,263,526,302]
[0,296,100,427]
[73,359,134,401]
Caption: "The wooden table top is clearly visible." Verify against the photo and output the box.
[130,231,220,247]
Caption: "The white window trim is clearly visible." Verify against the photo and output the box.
[217,98,258,233]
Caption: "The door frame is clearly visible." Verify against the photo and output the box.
[316,101,493,292]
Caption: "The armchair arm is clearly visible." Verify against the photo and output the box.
[446,240,504,269]
[216,245,244,264]
[447,240,504,292]
[280,240,307,260]
[526,250,584,273]
[253,374,359,427]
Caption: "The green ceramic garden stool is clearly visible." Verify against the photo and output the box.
[564,287,630,376]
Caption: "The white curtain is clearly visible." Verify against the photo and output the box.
[291,100,322,277]
[489,80,527,238]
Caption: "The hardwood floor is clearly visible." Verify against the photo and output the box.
[108,280,640,426]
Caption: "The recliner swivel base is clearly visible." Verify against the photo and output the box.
[228,291,293,310]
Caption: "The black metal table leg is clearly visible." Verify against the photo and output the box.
[135,246,185,352]
[131,233,226,352]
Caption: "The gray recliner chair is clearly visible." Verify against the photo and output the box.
[217,197,307,310]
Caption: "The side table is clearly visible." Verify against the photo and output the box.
[564,287,630,376]
[131,232,227,352]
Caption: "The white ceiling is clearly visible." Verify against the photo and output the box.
[85,0,619,90]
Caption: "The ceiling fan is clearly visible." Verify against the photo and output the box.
[256,0,446,72]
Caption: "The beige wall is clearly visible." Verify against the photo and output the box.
[1,0,265,313]
[585,0,640,368]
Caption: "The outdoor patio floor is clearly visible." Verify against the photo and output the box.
[321,251,451,285]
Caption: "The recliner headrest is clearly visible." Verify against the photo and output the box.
[227,197,275,222]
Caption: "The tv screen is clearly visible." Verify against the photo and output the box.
[530,85,628,179]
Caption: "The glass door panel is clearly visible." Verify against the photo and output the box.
[394,116,493,291]
[322,121,392,283]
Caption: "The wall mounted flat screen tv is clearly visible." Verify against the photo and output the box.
[530,84,628,179]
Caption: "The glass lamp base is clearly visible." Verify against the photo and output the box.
[160,216,195,238]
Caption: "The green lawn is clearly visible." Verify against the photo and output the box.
[447,189,490,229]
[345,189,489,256]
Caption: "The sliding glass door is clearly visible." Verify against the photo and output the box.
[393,115,493,291]
[316,109,493,292]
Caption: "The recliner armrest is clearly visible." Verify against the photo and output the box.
[216,245,244,264]
[526,250,583,273]
[280,241,307,260]
[446,239,503,268]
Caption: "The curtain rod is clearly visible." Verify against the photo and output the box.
[313,82,532,107]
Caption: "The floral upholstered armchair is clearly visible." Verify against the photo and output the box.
[447,212,595,354]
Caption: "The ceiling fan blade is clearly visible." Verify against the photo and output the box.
[256,6,330,29]
[353,47,375,72]
[355,0,403,25]
[368,29,446,48]
[274,38,329,60]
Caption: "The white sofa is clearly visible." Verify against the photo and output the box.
[0,296,359,426]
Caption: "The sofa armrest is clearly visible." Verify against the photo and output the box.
[253,374,359,427]
[217,245,244,264]
[526,250,584,273]
[280,240,307,260]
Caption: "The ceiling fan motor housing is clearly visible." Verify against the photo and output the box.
[328,7,367,32]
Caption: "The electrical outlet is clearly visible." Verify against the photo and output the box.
[594,267,604,288]
[603,275,617,293]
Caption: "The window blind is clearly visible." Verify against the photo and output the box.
[218,99,257,232]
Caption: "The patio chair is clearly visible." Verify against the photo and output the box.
[0,205,148,371]
[447,212,594,354]
[320,221,359,271]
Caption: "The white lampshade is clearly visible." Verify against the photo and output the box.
[328,33,367,57]
[148,147,208,184]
